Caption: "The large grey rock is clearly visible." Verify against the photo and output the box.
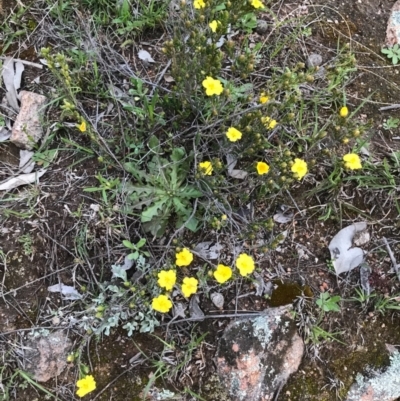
[10,91,47,150]
[345,351,400,401]
[216,306,304,401]
[23,330,71,382]
[386,1,400,46]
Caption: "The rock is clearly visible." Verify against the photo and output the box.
[386,1,400,46]
[345,351,400,401]
[23,330,72,382]
[10,91,47,150]
[306,53,323,69]
[216,305,304,401]
[256,20,269,35]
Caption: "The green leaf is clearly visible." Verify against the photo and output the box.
[141,198,170,222]
[148,135,160,153]
[171,147,185,162]
[185,216,199,232]
[136,238,146,248]
[123,240,134,249]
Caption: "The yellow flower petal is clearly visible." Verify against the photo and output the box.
[157,270,177,291]
[340,106,349,118]
[226,127,242,142]
[235,253,255,276]
[256,161,270,175]
[181,277,198,297]
[343,153,362,170]
[213,264,232,284]
[152,295,173,313]
[202,76,223,96]
[209,20,220,33]
[76,375,96,398]
[176,248,194,267]
[193,0,206,9]
[291,158,308,180]
[199,161,213,175]
[251,0,264,9]
[77,121,87,132]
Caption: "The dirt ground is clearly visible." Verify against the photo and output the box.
[2,0,400,400]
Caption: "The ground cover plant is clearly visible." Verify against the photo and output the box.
[2,0,400,400]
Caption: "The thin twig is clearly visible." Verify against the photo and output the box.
[382,237,400,281]
[379,104,400,111]
[0,56,43,69]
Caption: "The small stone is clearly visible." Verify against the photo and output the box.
[216,305,304,401]
[23,331,71,382]
[306,53,323,68]
[10,91,47,150]
[256,19,269,34]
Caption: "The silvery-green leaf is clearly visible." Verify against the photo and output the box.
[47,283,82,300]
[111,264,128,281]
[328,222,367,275]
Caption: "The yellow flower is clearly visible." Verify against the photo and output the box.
[236,253,255,276]
[340,106,349,117]
[291,158,308,180]
[152,294,173,313]
[176,248,194,266]
[226,127,242,142]
[77,121,86,132]
[259,93,269,104]
[343,153,362,170]
[214,264,232,284]
[209,20,220,33]
[193,0,205,9]
[202,76,223,96]
[181,277,198,297]
[221,214,227,220]
[199,161,213,175]
[157,270,176,291]
[256,161,270,175]
[261,116,277,129]
[251,0,264,9]
[76,375,96,397]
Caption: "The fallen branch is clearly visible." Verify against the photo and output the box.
[382,237,400,281]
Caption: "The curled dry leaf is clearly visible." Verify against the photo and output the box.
[328,222,367,275]
[2,57,24,112]
[48,284,82,300]
[211,292,224,309]
[0,127,11,142]
[0,169,46,191]
[138,49,155,63]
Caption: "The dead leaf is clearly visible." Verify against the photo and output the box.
[173,302,186,318]
[48,283,82,300]
[194,242,223,260]
[163,75,175,83]
[211,293,224,309]
[273,210,294,224]
[328,222,367,275]
[19,150,35,173]
[229,169,248,179]
[0,127,11,142]
[189,295,204,320]
[0,170,46,191]
[1,57,24,112]
[138,49,155,63]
